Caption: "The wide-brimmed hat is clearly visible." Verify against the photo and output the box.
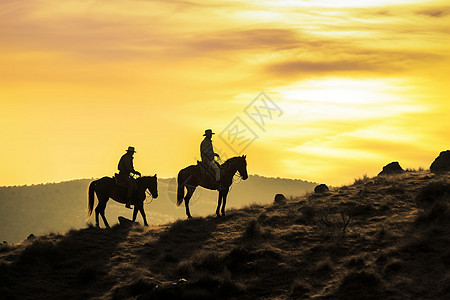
[203,129,215,136]
[126,146,136,153]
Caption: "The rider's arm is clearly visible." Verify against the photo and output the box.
[201,139,215,160]
[128,157,141,176]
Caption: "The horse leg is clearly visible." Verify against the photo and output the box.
[139,205,149,226]
[216,191,223,217]
[184,187,195,219]
[221,188,229,216]
[132,206,138,222]
[98,202,110,228]
[94,202,102,227]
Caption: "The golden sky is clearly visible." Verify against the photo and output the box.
[1,0,449,186]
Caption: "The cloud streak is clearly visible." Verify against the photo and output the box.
[0,0,449,186]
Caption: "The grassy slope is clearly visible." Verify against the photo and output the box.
[1,170,449,299]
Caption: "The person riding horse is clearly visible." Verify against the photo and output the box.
[118,146,141,208]
[200,129,221,189]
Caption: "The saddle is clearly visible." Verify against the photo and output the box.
[113,173,128,188]
[197,161,223,179]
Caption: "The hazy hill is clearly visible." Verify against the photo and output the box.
[0,175,316,244]
[1,170,449,299]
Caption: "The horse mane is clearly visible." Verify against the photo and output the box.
[222,156,244,168]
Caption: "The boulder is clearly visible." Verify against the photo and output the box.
[314,184,329,193]
[274,194,286,203]
[430,150,450,173]
[118,216,135,226]
[378,162,404,176]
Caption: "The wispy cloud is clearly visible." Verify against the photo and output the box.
[0,0,449,185]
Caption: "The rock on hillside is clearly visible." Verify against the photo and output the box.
[430,150,450,173]
[378,161,404,176]
[1,170,450,299]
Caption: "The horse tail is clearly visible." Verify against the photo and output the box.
[87,180,97,219]
[176,172,185,207]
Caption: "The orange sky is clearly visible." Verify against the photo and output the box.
[0,0,449,186]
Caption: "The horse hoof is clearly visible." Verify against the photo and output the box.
[221,213,226,217]
[216,214,221,218]
[187,215,193,219]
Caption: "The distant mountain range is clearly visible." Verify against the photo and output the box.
[0,175,316,243]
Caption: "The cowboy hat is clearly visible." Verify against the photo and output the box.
[203,129,215,136]
[126,146,136,153]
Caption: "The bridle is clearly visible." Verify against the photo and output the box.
[145,189,153,204]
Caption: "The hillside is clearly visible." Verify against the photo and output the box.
[0,175,316,244]
[1,170,450,299]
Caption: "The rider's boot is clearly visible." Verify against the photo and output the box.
[125,197,132,209]
[125,187,133,209]
[215,180,221,190]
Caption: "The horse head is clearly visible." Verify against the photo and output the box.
[141,174,158,199]
[235,155,248,180]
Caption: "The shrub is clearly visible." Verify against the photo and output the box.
[290,279,312,298]
[416,201,450,224]
[313,259,334,277]
[194,252,223,274]
[351,204,375,217]
[242,220,262,241]
[0,242,10,253]
[383,259,404,275]
[224,247,255,274]
[175,260,195,277]
[299,205,316,219]
[354,174,370,185]
[416,181,450,208]
[337,271,385,299]
[19,240,59,264]
[314,205,354,235]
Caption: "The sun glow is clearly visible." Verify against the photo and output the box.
[273,78,425,122]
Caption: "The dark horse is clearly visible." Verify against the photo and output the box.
[177,155,248,218]
[87,175,158,228]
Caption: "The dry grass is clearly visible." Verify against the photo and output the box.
[1,170,450,299]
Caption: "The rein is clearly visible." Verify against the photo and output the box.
[144,190,153,204]
[136,176,155,205]
[224,159,245,193]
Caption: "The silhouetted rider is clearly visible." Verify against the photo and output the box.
[200,129,220,188]
[118,146,141,208]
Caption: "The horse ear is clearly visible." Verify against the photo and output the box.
[243,155,246,159]
[154,173,157,177]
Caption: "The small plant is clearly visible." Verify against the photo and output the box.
[354,174,370,185]
[296,205,316,224]
[175,260,195,277]
[0,242,10,253]
[314,205,354,236]
[242,219,262,241]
